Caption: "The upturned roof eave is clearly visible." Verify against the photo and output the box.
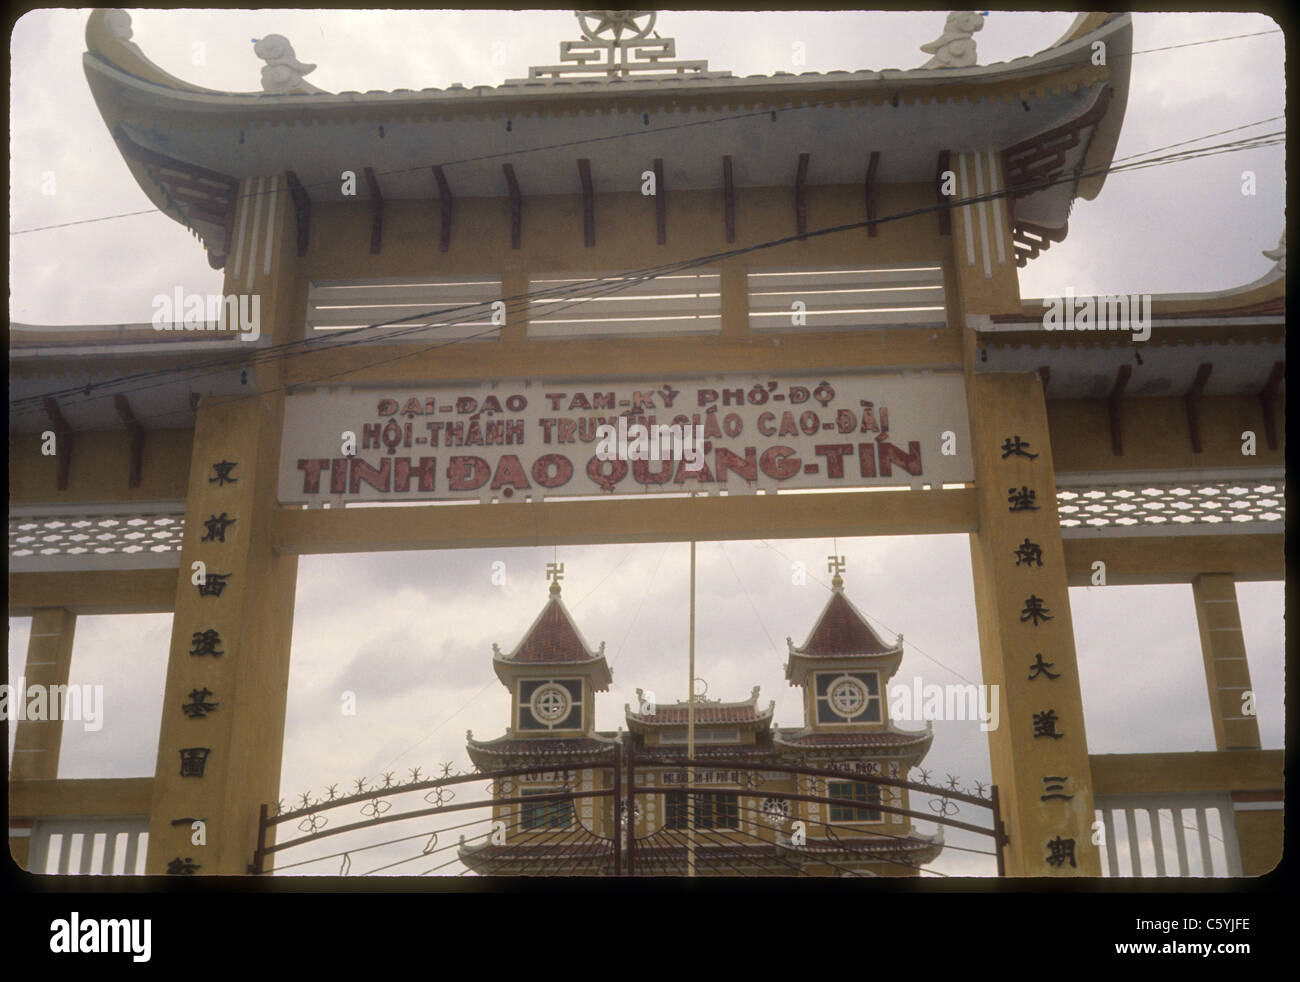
[82,13,1133,123]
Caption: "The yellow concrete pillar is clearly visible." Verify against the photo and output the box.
[145,174,300,875]
[9,607,75,868]
[10,607,76,781]
[1191,574,1261,751]
[950,151,1021,315]
[966,373,1100,875]
[501,266,528,344]
[1233,802,1283,875]
[720,262,749,340]
[143,394,298,875]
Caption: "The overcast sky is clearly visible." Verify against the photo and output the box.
[8,9,1285,878]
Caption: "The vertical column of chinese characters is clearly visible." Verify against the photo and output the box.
[1002,436,1077,871]
[166,459,238,875]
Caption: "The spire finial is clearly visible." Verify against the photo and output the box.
[546,561,565,595]
[827,554,846,589]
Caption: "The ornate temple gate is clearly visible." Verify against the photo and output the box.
[8,11,1284,880]
[251,752,1009,877]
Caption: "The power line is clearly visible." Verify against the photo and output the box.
[758,539,980,687]
[9,122,1283,425]
[9,24,1281,238]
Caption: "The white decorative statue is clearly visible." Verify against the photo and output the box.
[919,11,985,69]
[1262,226,1285,275]
[253,34,323,94]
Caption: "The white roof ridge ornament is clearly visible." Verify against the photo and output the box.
[918,11,984,69]
[104,8,140,50]
[1262,224,1285,275]
[509,9,732,84]
[253,34,325,94]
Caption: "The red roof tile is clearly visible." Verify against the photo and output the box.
[469,737,615,757]
[635,704,767,724]
[777,730,927,748]
[795,591,894,657]
[509,596,597,663]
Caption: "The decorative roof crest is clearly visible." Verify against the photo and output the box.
[1262,225,1285,274]
[511,9,732,83]
[253,34,324,94]
[918,11,984,69]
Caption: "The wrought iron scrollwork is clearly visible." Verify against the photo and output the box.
[424,786,455,807]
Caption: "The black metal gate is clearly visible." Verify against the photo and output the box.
[252,747,1008,876]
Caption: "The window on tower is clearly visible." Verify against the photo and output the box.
[520,789,574,830]
[518,678,583,730]
[827,781,882,822]
[814,671,880,725]
[664,791,740,830]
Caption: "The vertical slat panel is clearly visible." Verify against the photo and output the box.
[27,825,51,874]
[1124,808,1142,876]
[56,833,72,874]
[102,830,119,875]
[1219,804,1245,877]
[1147,808,1166,876]
[1101,808,1119,876]
[123,830,141,875]
[79,832,97,874]
[1171,808,1190,875]
[1195,807,1214,876]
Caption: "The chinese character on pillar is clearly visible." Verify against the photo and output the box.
[179,747,211,777]
[1027,653,1060,681]
[1000,435,1039,460]
[166,856,201,875]
[197,573,231,598]
[1020,595,1053,625]
[1040,776,1073,801]
[200,513,237,542]
[1007,486,1040,512]
[189,629,224,656]
[1013,538,1043,567]
[209,460,239,486]
[1032,710,1064,739]
[181,688,220,719]
[1045,836,1077,869]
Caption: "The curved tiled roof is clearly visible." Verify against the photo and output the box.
[464,734,619,769]
[506,593,599,664]
[628,688,773,726]
[774,727,931,751]
[636,704,767,724]
[791,586,899,658]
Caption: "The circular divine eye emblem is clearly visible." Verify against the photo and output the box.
[828,677,868,718]
[761,797,792,822]
[532,684,571,724]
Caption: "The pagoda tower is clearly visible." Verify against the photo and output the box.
[461,566,617,874]
[775,558,942,874]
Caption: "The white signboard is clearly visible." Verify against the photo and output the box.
[277,374,972,504]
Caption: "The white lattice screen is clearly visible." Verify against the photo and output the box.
[9,511,185,571]
[1057,481,1284,536]
[6,480,1283,569]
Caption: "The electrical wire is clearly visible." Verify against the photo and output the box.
[10,121,1283,426]
[10,24,1281,237]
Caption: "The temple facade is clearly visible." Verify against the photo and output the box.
[461,565,941,875]
[8,9,1283,878]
